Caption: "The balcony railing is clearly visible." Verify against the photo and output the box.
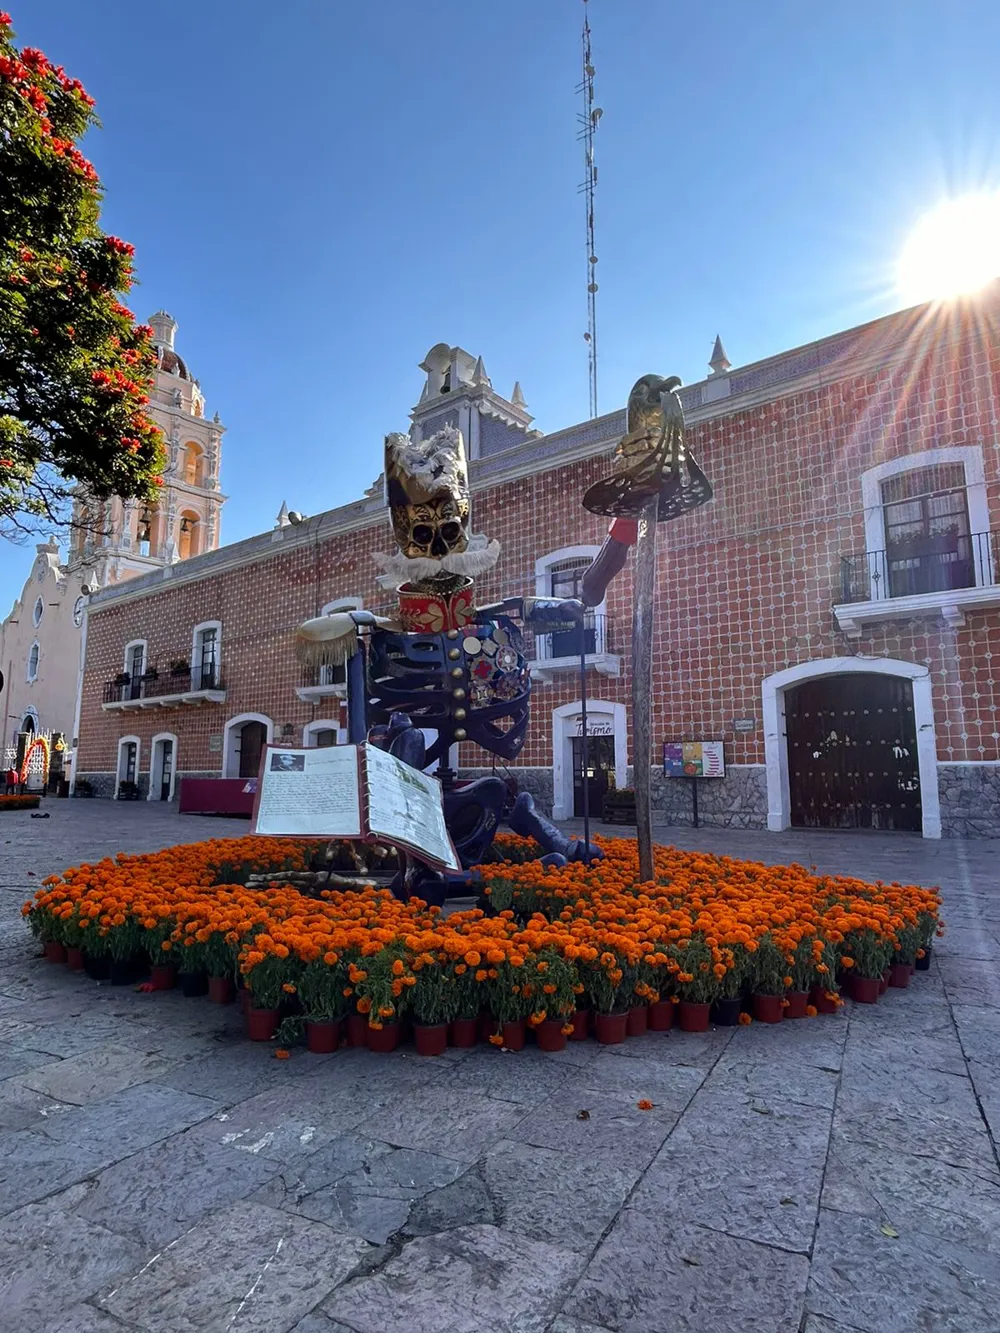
[102,656,224,706]
[526,612,618,680]
[839,531,997,604]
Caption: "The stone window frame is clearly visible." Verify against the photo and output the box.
[26,641,40,683]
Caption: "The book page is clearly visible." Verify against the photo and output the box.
[363,743,460,872]
[253,745,362,837]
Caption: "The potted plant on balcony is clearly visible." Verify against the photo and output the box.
[141,667,159,683]
[169,659,190,678]
[113,672,130,688]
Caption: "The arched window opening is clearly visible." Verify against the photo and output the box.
[27,642,40,682]
[182,443,203,486]
[177,512,200,561]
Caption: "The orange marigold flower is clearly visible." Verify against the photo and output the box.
[805,1004,818,1017]
[488,1033,504,1046]
[840,956,855,968]
[738,1012,752,1025]
[274,1048,290,1060]
[282,982,297,993]
[637,1099,654,1111]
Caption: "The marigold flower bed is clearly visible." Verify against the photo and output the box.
[1,794,41,811]
[24,833,942,1050]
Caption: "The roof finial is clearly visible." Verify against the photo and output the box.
[275,501,290,529]
[511,381,527,409]
[708,335,731,376]
[473,355,490,387]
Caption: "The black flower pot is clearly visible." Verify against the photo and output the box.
[915,947,932,972]
[84,952,111,981]
[712,997,742,1027]
[179,971,208,997]
[109,957,137,986]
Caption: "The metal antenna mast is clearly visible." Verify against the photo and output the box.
[577,0,601,419]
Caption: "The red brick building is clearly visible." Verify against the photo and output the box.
[75,289,1000,837]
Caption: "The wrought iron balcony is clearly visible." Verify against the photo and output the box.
[527,612,620,681]
[839,531,997,603]
[102,655,225,709]
[295,661,348,703]
[834,531,1000,636]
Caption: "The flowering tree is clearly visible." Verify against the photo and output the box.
[0,13,164,539]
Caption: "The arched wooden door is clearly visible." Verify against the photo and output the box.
[785,673,921,831]
[238,721,267,779]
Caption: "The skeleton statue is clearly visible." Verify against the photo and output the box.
[296,378,711,902]
[297,425,599,903]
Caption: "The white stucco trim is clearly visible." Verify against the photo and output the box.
[190,620,222,688]
[860,446,992,592]
[148,731,178,801]
[115,734,141,798]
[762,656,940,839]
[551,699,628,821]
[222,712,273,778]
[303,717,346,747]
[123,638,147,673]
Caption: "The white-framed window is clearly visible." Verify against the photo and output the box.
[32,597,43,627]
[318,597,363,686]
[115,734,141,798]
[533,546,606,660]
[122,639,147,701]
[26,642,40,682]
[859,447,993,601]
[303,717,345,747]
[191,621,222,690]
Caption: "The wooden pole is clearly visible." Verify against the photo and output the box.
[632,496,658,882]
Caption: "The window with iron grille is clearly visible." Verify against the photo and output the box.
[547,559,596,656]
[194,627,219,689]
[880,463,973,596]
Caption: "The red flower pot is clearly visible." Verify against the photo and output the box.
[449,1018,478,1048]
[534,1019,568,1052]
[208,976,234,1004]
[150,964,176,991]
[501,1019,526,1051]
[413,1023,448,1057]
[43,940,67,964]
[810,986,841,1015]
[478,1011,496,1043]
[753,993,784,1024]
[648,999,676,1032]
[345,1013,367,1047]
[247,1007,279,1041]
[849,974,880,1005]
[879,970,890,995]
[678,1000,711,1033]
[595,1011,628,1045]
[784,990,809,1020]
[366,1022,400,1053]
[626,1005,648,1037]
[569,1009,591,1041]
[888,962,911,989]
[306,1019,341,1053]
[65,946,85,972]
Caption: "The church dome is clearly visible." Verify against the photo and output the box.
[156,345,191,379]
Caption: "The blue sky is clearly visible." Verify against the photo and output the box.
[3,0,1000,612]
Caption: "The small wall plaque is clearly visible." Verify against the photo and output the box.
[733,718,756,733]
[208,734,223,753]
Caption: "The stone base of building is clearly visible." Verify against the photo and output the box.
[938,764,1000,838]
[645,764,768,830]
[459,767,555,815]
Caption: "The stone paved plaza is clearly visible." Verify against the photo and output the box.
[2,802,1000,1332]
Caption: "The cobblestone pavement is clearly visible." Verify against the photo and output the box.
[2,802,999,1332]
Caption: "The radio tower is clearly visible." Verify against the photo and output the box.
[577,0,602,419]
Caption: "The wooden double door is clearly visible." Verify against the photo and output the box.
[786,673,921,832]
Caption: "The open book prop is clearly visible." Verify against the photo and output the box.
[251,743,460,875]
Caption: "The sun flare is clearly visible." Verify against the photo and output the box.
[897,192,1000,306]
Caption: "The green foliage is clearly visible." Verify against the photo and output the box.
[0,16,165,537]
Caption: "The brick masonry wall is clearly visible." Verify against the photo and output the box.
[78,308,1000,833]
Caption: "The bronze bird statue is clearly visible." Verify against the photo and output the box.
[582,374,713,521]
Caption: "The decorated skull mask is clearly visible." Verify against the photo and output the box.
[385,427,471,560]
